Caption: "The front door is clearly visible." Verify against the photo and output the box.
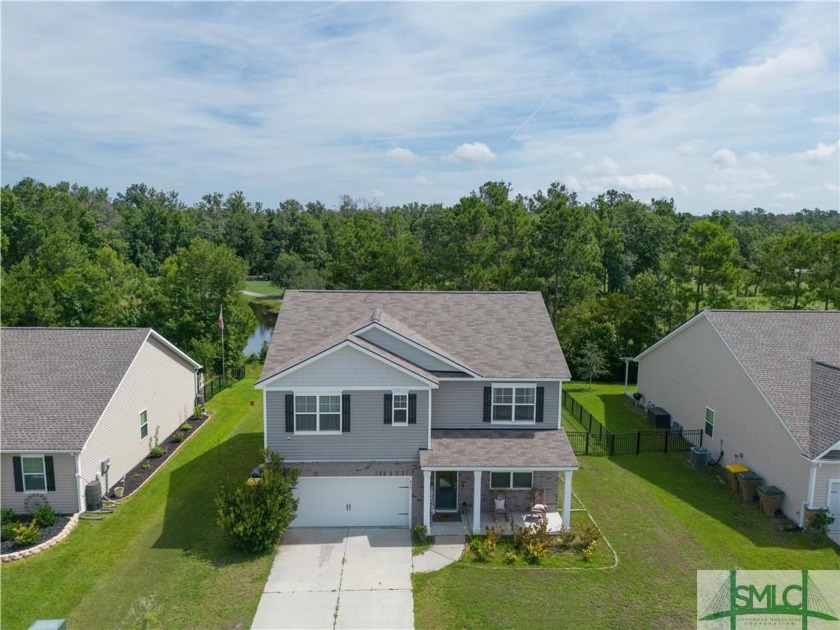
[829,480,840,532]
[435,471,458,511]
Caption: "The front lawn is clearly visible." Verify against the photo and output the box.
[244,279,282,297]
[1,372,271,630]
[413,403,840,629]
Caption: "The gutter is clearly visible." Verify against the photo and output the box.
[74,453,85,514]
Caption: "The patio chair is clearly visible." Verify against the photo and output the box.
[494,490,511,521]
[530,488,548,519]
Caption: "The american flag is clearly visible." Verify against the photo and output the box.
[218,306,224,331]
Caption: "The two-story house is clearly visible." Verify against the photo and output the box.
[256,290,579,534]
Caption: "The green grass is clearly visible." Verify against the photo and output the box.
[413,403,840,629]
[564,381,648,433]
[244,279,282,297]
[1,371,272,630]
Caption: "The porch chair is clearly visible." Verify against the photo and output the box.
[494,490,511,521]
[530,487,548,519]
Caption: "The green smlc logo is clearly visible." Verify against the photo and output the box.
[700,570,839,629]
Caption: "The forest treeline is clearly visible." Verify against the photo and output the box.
[1,177,838,378]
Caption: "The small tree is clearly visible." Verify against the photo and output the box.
[578,342,609,391]
[216,450,299,554]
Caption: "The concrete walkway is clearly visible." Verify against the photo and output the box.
[252,528,414,630]
[411,534,465,573]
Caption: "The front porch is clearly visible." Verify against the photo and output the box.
[430,510,565,536]
[419,429,580,534]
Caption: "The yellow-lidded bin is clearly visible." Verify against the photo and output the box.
[724,464,749,493]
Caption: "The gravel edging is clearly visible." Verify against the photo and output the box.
[1,514,80,563]
[0,411,212,564]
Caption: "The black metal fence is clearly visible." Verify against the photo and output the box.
[562,390,703,456]
[201,365,246,402]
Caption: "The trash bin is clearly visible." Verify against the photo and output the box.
[737,471,763,501]
[724,464,749,493]
[757,485,785,516]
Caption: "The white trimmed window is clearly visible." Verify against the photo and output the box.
[705,407,715,437]
[295,394,341,433]
[140,409,148,439]
[22,455,47,493]
[490,471,533,489]
[393,393,408,426]
[492,385,536,423]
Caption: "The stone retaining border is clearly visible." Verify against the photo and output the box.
[1,514,80,563]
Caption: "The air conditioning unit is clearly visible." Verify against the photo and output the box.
[690,446,710,469]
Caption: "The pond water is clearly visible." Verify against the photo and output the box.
[244,302,279,357]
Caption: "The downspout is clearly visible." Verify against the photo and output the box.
[74,453,85,514]
[802,459,820,527]
[427,389,432,450]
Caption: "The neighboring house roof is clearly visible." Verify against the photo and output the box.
[0,328,199,452]
[635,310,840,459]
[420,429,579,469]
[261,290,570,382]
[810,361,840,459]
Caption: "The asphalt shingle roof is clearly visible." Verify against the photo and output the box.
[809,361,840,458]
[261,291,570,381]
[420,429,579,469]
[1,328,151,451]
[705,311,840,458]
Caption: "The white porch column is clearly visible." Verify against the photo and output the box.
[423,470,432,530]
[472,470,482,534]
[562,470,573,528]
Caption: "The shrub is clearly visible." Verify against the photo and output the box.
[1,510,17,542]
[512,518,552,557]
[504,549,519,564]
[524,539,551,563]
[556,527,576,549]
[582,539,599,562]
[1,507,15,522]
[141,462,151,471]
[193,404,206,419]
[13,520,40,545]
[468,537,495,562]
[170,431,184,444]
[34,503,57,527]
[216,450,299,554]
[810,510,835,536]
[148,446,165,458]
[180,422,193,432]
[579,523,601,547]
[413,523,428,544]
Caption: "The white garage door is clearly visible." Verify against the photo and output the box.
[292,476,411,528]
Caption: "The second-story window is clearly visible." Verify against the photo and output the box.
[295,394,341,433]
[492,385,536,423]
[393,394,408,425]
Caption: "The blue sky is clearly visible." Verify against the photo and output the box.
[2,2,838,213]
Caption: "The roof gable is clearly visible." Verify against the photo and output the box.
[2,328,149,451]
[260,291,570,382]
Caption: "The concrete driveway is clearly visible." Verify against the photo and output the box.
[252,528,414,630]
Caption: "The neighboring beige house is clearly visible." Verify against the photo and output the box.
[1,328,200,514]
[257,290,580,534]
[634,310,840,542]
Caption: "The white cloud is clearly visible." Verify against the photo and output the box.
[776,191,799,199]
[443,142,497,164]
[570,151,585,161]
[613,173,673,191]
[387,147,422,164]
[745,152,764,163]
[411,175,432,186]
[712,149,738,169]
[371,188,385,199]
[716,46,824,92]
[584,156,620,176]
[676,140,702,156]
[3,149,34,162]
[825,182,839,193]
[565,176,581,190]
[797,140,839,164]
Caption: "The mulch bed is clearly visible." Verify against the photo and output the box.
[117,412,210,498]
[1,515,71,554]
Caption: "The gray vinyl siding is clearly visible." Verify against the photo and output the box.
[269,345,429,389]
[1,453,79,514]
[812,463,840,508]
[357,328,457,372]
[80,336,196,497]
[432,381,560,429]
[266,390,429,461]
[637,316,811,523]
